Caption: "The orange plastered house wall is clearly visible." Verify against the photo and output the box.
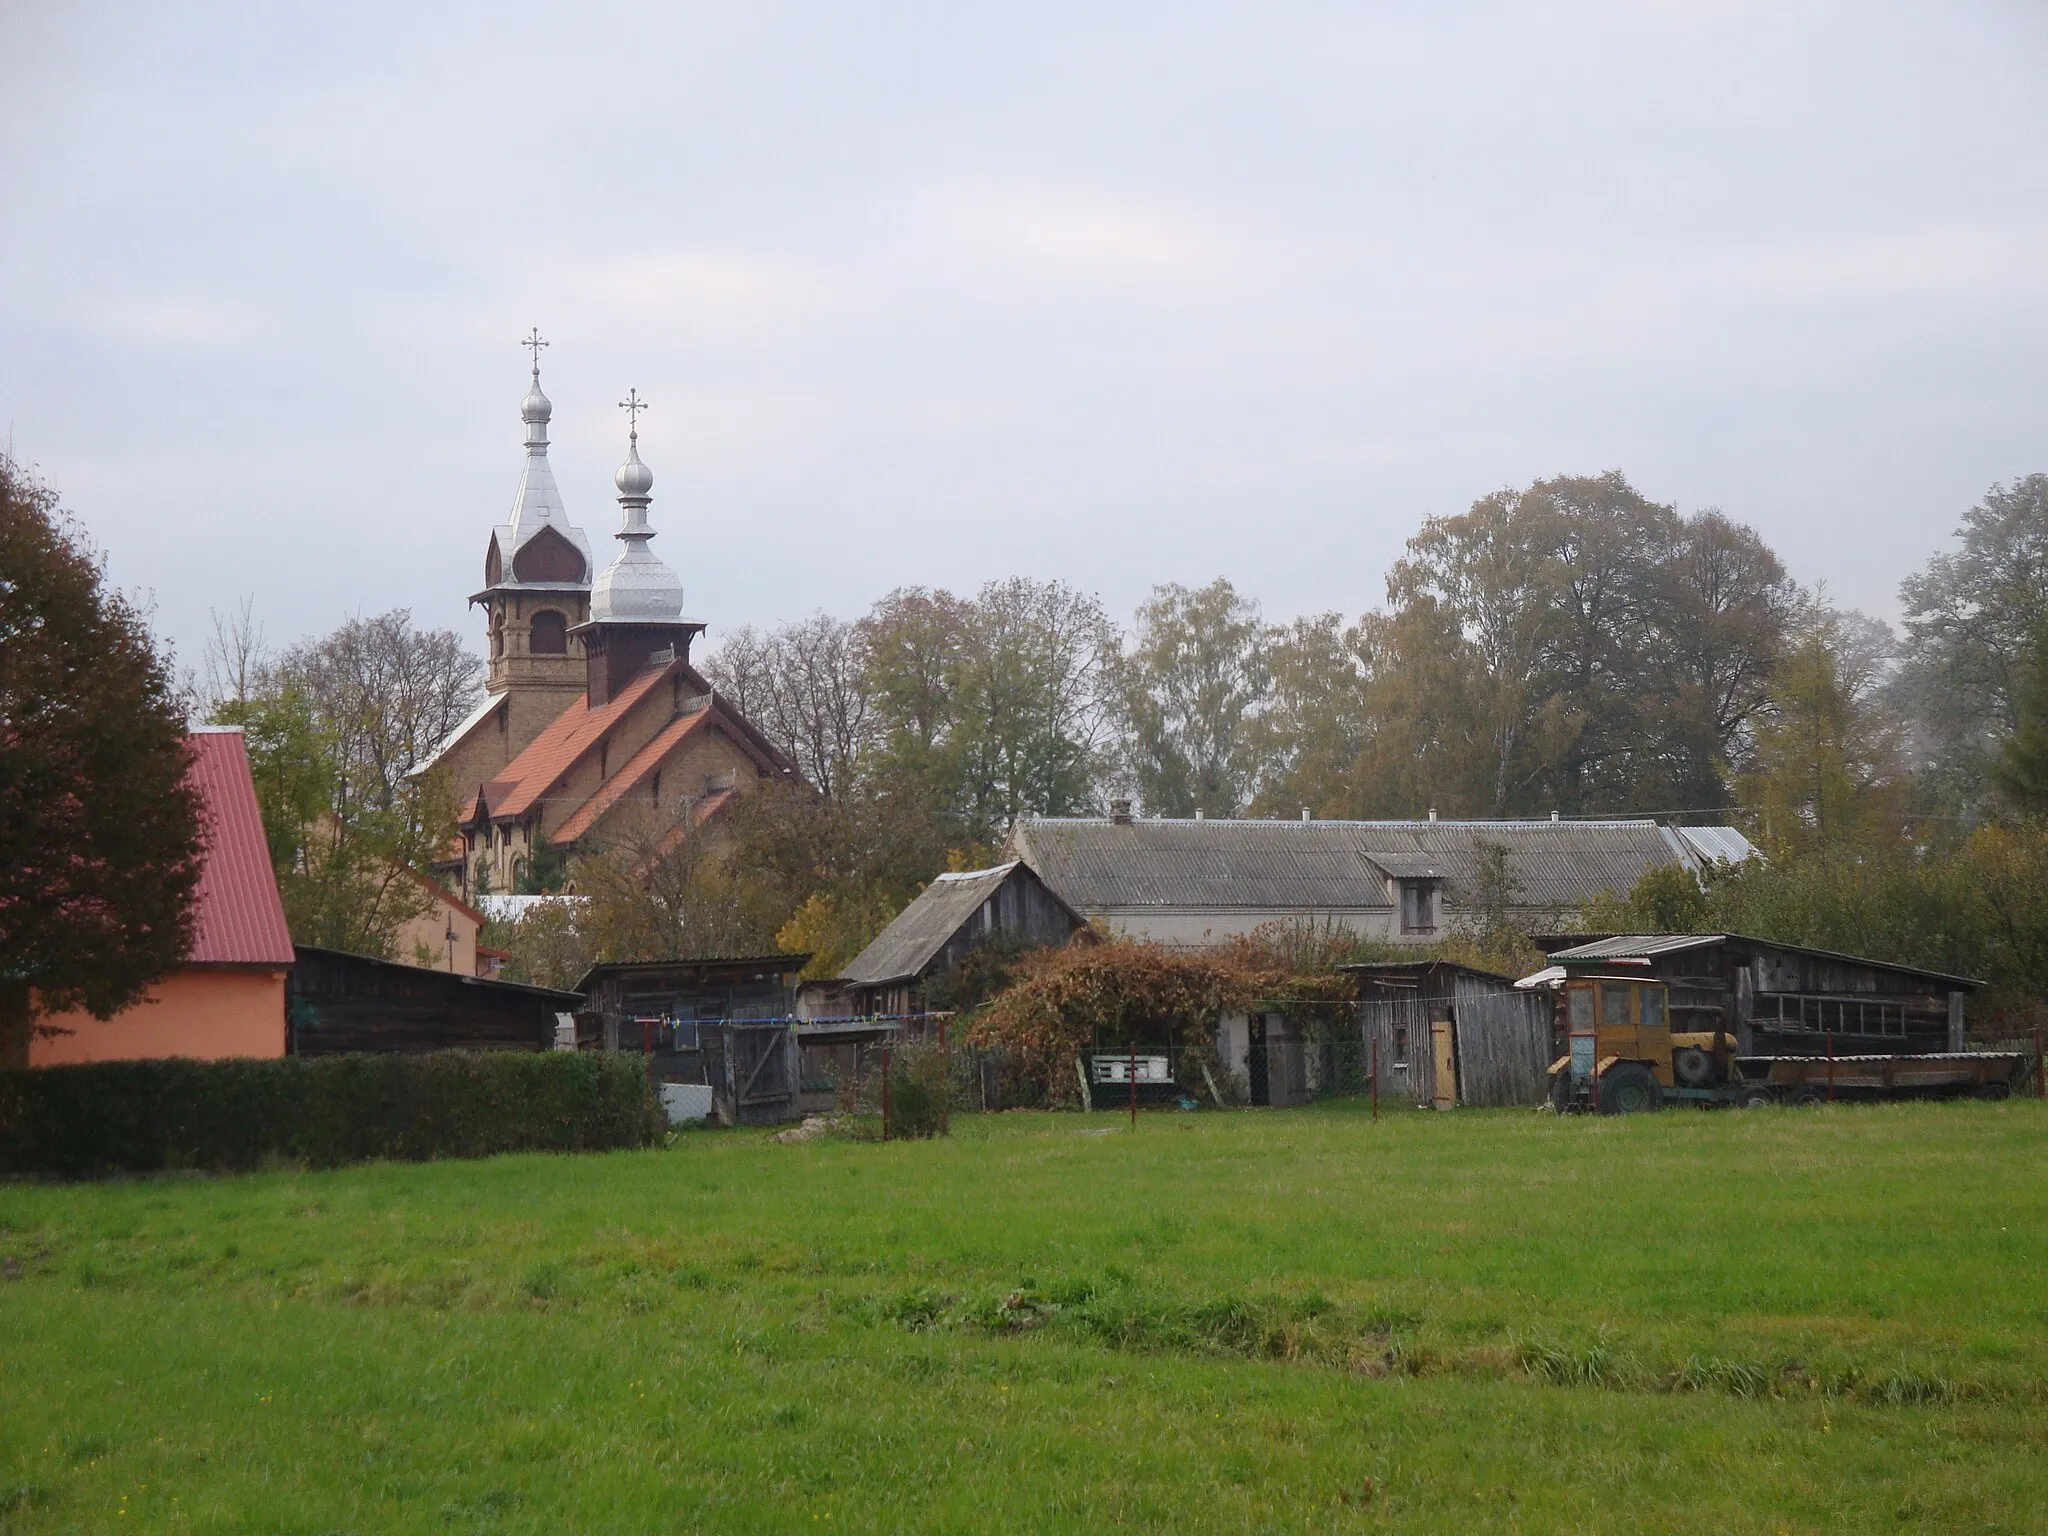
[31,728,297,1064]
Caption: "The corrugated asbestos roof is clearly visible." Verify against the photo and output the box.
[1547,932,1983,988]
[1674,825,1758,865]
[1548,933,1726,961]
[185,729,296,966]
[840,864,1021,987]
[1010,817,1715,912]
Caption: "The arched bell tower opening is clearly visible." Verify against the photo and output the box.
[529,610,568,655]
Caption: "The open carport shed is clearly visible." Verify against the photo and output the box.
[286,945,583,1054]
[1541,933,1980,1055]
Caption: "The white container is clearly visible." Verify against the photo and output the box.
[659,1082,715,1126]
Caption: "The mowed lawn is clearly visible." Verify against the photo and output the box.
[3,1100,2047,1533]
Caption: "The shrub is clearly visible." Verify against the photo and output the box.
[884,1040,954,1139]
[0,1051,664,1177]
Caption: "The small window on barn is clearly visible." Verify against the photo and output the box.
[1393,1026,1409,1065]
[530,610,567,654]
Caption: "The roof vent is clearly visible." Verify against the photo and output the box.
[1428,806,1438,823]
[1109,798,1133,825]
[1301,807,1311,822]
[1194,808,1205,821]
[1551,809,1560,822]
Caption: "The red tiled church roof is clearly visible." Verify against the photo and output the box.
[471,659,791,836]
[185,729,296,966]
[551,708,714,844]
[478,661,677,823]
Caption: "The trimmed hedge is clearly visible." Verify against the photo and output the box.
[0,1051,666,1177]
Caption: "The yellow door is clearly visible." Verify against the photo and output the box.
[1431,1019,1457,1110]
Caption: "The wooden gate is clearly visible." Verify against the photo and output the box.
[710,1022,799,1125]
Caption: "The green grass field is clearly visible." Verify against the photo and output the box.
[3,1098,2046,1533]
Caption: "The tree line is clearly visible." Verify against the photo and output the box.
[13,447,2048,1034]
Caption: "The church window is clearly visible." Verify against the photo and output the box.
[530,610,567,654]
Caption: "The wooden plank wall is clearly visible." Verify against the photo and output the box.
[1358,997,1435,1108]
[1357,991,1553,1108]
[1450,987,1555,1107]
[289,953,559,1055]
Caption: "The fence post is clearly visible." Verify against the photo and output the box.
[881,1039,893,1143]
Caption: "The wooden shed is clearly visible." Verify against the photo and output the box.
[1540,934,1980,1056]
[286,945,582,1054]
[573,956,809,1126]
[1339,960,1555,1109]
[836,861,1086,1018]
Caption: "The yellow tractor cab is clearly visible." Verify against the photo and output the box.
[1546,973,1741,1113]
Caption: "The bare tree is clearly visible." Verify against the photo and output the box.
[201,597,270,709]
[701,614,872,802]
[276,610,483,818]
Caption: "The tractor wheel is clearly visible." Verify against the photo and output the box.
[1597,1064,1662,1115]
[1790,1085,1827,1108]
[1672,1045,1716,1088]
[1736,1084,1775,1109]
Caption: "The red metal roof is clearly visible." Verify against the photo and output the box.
[185,729,296,966]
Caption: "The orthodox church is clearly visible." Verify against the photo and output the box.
[424,353,793,898]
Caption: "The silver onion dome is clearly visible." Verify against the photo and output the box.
[614,435,654,497]
[588,409,684,622]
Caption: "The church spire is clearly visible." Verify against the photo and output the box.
[588,389,686,622]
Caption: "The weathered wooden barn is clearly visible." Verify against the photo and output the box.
[573,956,809,1125]
[286,945,582,1054]
[835,861,1087,1017]
[1538,933,1981,1055]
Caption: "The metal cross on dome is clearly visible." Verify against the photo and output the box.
[618,388,648,435]
[521,327,548,374]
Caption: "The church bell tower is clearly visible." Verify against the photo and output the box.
[472,332,594,720]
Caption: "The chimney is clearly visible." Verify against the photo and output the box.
[1194,808,1205,821]
[1301,807,1311,821]
[1551,809,1560,822]
[1109,798,1133,825]
[1427,806,1438,823]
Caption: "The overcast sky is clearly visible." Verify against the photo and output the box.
[4,1,2046,673]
